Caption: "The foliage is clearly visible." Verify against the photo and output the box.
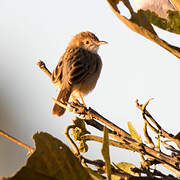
[138,10,180,34]
[106,0,180,58]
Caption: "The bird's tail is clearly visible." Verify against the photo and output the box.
[52,87,71,116]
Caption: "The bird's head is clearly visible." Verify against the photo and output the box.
[68,31,107,53]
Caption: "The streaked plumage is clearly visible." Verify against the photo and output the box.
[51,31,107,116]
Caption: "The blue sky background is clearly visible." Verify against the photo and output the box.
[0,0,180,176]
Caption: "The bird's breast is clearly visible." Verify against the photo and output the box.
[71,53,102,98]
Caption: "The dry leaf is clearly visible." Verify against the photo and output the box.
[8,132,92,180]
[113,162,139,176]
[128,121,142,143]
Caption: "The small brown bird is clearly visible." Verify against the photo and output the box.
[51,31,107,116]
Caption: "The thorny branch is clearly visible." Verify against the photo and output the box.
[37,60,180,178]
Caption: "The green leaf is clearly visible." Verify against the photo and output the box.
[138,10,180,34]
[101,126,111,180]
[8,132,92,180]
[114,162,139,176]
[128,122,142,143]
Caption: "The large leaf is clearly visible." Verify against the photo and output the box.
[106,0,180,58]
[7,132,92,180]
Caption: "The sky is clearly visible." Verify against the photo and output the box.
[0,0,180,177]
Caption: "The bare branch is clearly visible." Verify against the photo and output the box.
[0,129,34,154]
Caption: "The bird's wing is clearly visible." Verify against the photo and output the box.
[51,56,63,84]
[51,47,100,87]
[66,48,98,85]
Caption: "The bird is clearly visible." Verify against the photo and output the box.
[132,0,176,19]
[51,31,107,116]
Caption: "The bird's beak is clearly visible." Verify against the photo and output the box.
[97,40,108,45]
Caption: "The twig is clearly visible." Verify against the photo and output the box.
[83,134,134,151]
[87,108,131,138]
[141,99,159,135]
[161,163,180,177]
[159,139,180,153]
[84,119,136,151]
[144,122,155,148]
[51,98,73,112]
[37,60,51,78]
[64,125,80,156]
[0,129,34,153]
[136,99,175,141]
[136,100,160,129]
[84,119,115,134]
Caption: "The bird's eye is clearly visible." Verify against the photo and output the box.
[85,40,89,44]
